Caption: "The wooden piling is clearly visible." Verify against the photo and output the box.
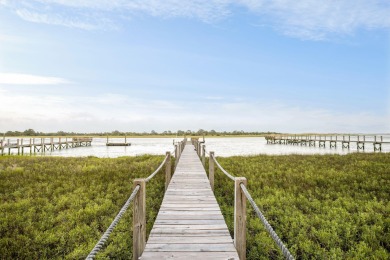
[133,178,146,260]
[174,144,178,167]
[202,145,206,167]
[165,152,171,192]
[209,151,215,191]
[234,177,247,260]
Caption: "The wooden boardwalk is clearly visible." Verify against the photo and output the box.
[140,143,239,259]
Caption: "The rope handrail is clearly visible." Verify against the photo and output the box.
[86,185,140,259]
[239,183,294,260]
[211,155,235,181]
[145,154,169,182]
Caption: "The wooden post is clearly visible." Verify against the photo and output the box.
[174,144,178,167]
[234,177,247,260]
[202,145,206,167]
[21,139,24,155]
[209,152,214,191]
[165,152,171,191]
[17,139,20,155]
[50,137,54,151]
[133,178,146,260]
[125,136,127,144]
[8,139,10,155]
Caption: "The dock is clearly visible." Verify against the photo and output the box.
[106,136,131,146]
[141,143,239,259]
[265,134,389,151]
[0,137,92,155]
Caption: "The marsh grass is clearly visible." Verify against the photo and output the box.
[211,153,389,259]
[0,155,169,259]
[1,153,388,259]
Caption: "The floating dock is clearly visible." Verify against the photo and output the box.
[106,136,131,146]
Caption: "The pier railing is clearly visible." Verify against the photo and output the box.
[86,138,186,260]
[1,136,93,155]
[265,134,387,151]
[192,139,294,260]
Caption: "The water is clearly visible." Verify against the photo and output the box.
[2,136,390,157]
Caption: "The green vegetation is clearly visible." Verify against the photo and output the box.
[1,153,389,259]
[1,128,278,137]
[212,153,389,259]
[0,155,169,259]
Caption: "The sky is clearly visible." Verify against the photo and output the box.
[0,0,389,133]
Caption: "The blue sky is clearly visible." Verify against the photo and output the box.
[0,0,389,133]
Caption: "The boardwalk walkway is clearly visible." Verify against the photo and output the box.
[140,143,239,259]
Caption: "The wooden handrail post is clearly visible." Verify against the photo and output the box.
[209,152,214,191]
[133,178,146,260]
[234,177,247,260]
[202,145,206,167]
[165,152,171,191]
[174,144,178,166]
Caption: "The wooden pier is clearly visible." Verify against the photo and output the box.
[0,137,92,155]
[87,139,293,260]
[141,143,239,259]
[265,134,389,151]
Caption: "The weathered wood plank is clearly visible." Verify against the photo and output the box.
[158,211,222,215]
[146,236,233,244]
[157,214,225,220]
[140,251,239,260]
[149,230,231,236]
[152,224,228,230]
[143,243,237,252]
[154,219,226,225]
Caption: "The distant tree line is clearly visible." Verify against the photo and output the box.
[0,128,279,137]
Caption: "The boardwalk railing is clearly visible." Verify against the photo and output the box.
[192,138,294,260]
[86,138,186,260]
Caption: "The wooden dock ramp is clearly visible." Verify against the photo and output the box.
[140,143,239,259]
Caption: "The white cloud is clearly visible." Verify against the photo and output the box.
[0,73,70,85]
[15,9,98,30]
[0,89,388,133]
[3,0,390,39]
